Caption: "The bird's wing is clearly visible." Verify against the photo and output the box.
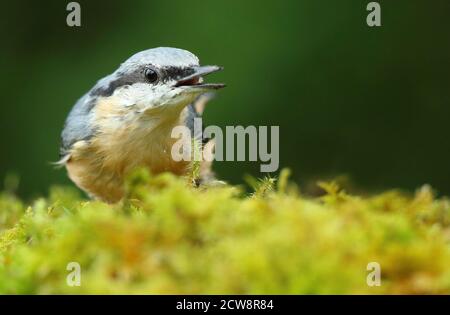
[59,94,97,159]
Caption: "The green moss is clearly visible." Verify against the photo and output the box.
[0,169,449,294]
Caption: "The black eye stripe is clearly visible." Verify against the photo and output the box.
[161,66,195,81]
[89,66,197,98]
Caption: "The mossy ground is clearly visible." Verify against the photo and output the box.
[0,169,449,294]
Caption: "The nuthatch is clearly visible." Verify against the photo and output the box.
[59,47,225,203]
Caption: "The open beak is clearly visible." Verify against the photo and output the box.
[174,65,225,90]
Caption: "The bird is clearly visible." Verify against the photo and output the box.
[58,47,225,203]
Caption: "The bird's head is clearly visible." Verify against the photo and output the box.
[91,47,224,117]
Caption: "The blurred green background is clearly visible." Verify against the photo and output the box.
[1,0,449,198]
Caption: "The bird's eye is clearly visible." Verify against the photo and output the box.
[144,68,158,83]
